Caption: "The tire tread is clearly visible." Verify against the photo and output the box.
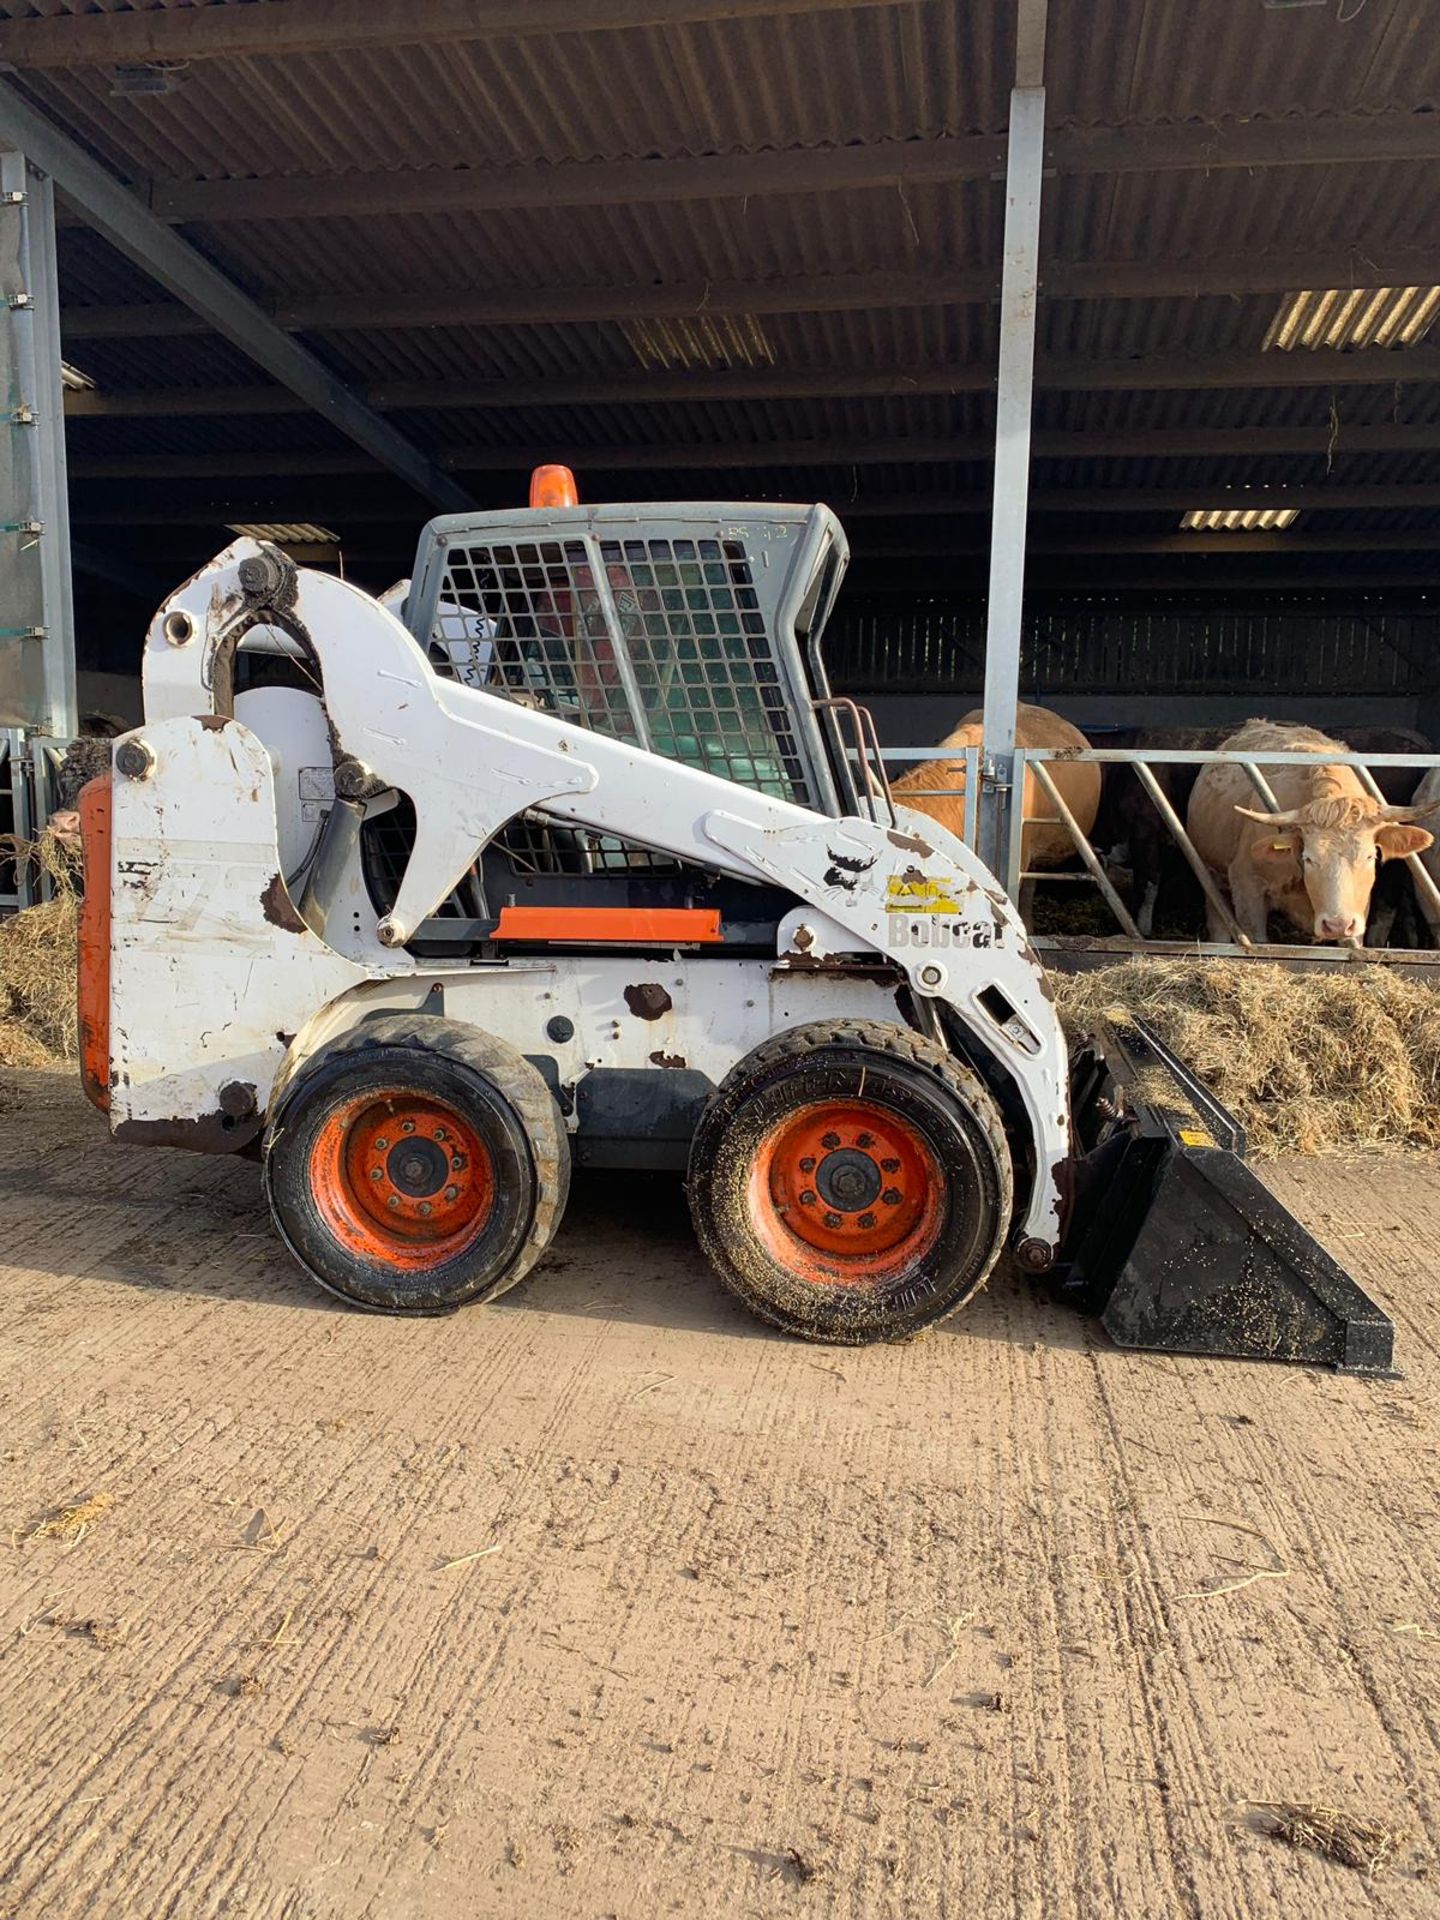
[268,1013,570,1309]
[689,1018,1012,1344]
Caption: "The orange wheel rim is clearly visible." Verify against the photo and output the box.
[309,1088,494,1270]
[748,1099,945,1290]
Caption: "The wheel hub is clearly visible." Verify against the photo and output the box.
[751,1098,944,1284]
[815,1147,882,1214]
[387,1136,449,1197]
[308,1089,495,1262]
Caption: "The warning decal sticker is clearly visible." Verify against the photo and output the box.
[884,873,964,915]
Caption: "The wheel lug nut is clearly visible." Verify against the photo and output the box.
[800,1189,817,1206]
[882,1188,902,1206]
[444,1185,459,1203]
[375,1136,389,1151]
[856,1131,875,1148]
[369,1167,383,1181]
[880,1157,900,1173]
[451,1153,466,1171]
[435,1127,447,1143]
[858,1212,877,1230]
[419,1202,432,1217]
[820,1132,841,1150]
[401,1118,415,1134]
[823,1212,843,1229]
[386,1195,400,1210]
[798,1156,816,1173]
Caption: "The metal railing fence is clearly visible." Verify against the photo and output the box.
[0,729,70,913]
[879,744,1440,961]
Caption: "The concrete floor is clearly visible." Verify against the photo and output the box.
[1,1070,1438,1919]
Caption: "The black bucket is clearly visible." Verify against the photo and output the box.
[1059,1014,1395,1374]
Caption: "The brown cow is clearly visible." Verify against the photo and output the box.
[892,703,1101,871]
[1187,718,1437,946]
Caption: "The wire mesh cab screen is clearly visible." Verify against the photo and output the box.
[407,505,847,823]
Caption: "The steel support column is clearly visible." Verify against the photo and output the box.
[0,81,472,516]
[0,146,75,738]
[977,4,1047,878]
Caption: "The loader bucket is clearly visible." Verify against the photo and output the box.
[1059,1013,1395,1374]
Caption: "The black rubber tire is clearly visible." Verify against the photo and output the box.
[687,1019,1012,1344]
[263,1015,569,1314]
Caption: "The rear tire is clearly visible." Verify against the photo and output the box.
[688,1020,1011,1344]
[264,1015,569,1313]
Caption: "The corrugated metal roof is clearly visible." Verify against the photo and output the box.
[3,0,1435,612]
[1052,0,1440,123]
[187,175,998,300]
[8,1,1438,175]
[9,4,1008,181]
[1035,381,1440,432]
[64,408,372,459]
[1046,156,1439,269]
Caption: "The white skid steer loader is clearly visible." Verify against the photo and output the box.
[77,472,1393,1367]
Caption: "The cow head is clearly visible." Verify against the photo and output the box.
[48,808,82,853]
[1235,795,1437,944]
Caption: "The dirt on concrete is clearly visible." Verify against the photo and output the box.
[1,1069,1438,1919]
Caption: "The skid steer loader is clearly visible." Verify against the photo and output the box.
[77,472,1393,1368]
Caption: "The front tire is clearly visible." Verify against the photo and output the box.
[264,1015,569,1313]
[687,1020,1012,1344]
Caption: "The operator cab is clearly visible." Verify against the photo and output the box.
[344,468,888,956]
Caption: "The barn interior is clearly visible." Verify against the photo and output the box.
[1,0,1437,819]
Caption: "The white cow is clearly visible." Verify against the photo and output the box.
[1187,718,1437,946]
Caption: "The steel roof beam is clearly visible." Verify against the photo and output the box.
[117,113,1440,227]
[60,268,1001,338]
[1055,112,1440,176]
[0,0,917,68]
[71,450,386,481]
[0,82,472,512]
[60,346,1440,419]
[143,135,1009,226]
[56,247,1440,340]
[65,422,1440,481]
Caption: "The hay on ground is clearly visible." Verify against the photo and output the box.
[0,832,81,1067]
[1261,1802,1402,1877]
[1054,959,1440,1157]
[31,1490,114,1542]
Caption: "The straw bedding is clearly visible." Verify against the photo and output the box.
[0,833,81,1068]
[1054,958,1440,1157]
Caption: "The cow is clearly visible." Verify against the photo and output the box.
[1334,727,1436,948]
[45,719,124,857]
[1090,726,1227,938]
[892,702,1101,873]
[1186,717,1438,946]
